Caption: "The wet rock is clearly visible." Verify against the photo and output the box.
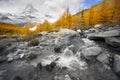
[7,57,13,62]
[0,56,7,63]
[5,45,17,53]
[1,46,17,57]
[54,33,84,53]
[36,62,42,70]
[108,55,114,68]
[97,53,110,65]
[86,61,119,80]
[82,38,95,48]
[7,53,16,62]
[53,75,64,80]
[54,44,63,53]
[105,37,120,47]
[50,61,56,68]
[45,61,56,72]
[81,46,102,60]
[0,39,14,56]
[26,53,38,60]
[13,55,20,60]
[45,64,53,72]
[89,28,99,33]
[0,43,8,55]
[113,55,120,78]
[2,61,39,80]
[64,74,72,80]
[63,47,74,56]
[87,29,120,40]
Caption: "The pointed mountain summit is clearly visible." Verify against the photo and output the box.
[23,4,38,14]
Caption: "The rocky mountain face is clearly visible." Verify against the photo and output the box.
[0,25,120,80]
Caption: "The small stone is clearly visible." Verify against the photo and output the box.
[54,44,62,53]
[45,62,56,72]
[37,62,42,70]
[26,53,37,60]
[45,65,52,72]
[13,55,20,60]
[64,74,72,80]
[7,57,13,62]
[50,61,56,68]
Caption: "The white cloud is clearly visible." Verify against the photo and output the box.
[41,0,85,21]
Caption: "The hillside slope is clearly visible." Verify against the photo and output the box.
[0,22,29,35]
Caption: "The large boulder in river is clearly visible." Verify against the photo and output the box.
[113,54,120,78]
[54,33,84,53]
[57,28,78,37]
[85,61,119,80]
[81,46,102,60]
[105,37,120,47]
[87,29,120,40]
[1,61,39,80]
[97,53,110,65]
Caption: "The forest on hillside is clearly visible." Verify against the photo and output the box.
[0,22,30,36]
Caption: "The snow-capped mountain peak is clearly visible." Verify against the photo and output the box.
[0,4,45,26]
[23,4,38,14]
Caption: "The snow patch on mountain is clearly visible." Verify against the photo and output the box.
[29,26,37,31]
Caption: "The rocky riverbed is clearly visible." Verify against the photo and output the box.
[0,26,120,80]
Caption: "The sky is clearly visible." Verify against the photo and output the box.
[0,0,104,21]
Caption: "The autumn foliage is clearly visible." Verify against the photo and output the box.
[53,0,120,30]
[0,22,31,36]
[52,8,77,30]
[76,0,120,26]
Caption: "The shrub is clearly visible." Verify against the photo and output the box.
[28,38,39,46]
